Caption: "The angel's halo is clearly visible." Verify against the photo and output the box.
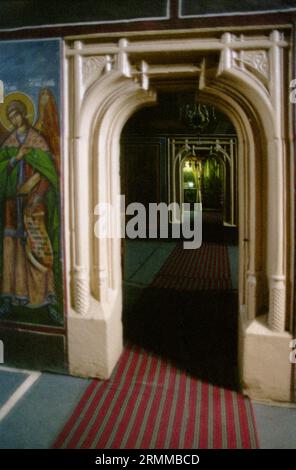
[0,91,36,130]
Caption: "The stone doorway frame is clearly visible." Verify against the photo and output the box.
[64,27,294,401]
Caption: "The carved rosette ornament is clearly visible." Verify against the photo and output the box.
[83,56,107,90]
[239,50,269,79]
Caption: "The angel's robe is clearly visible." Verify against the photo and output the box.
[0,126,60,308]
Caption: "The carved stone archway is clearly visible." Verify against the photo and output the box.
[169,136,237,226]
[65,29,294,401]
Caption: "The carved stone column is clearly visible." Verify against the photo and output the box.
[268,275,286,332]
[73,267,90,316]
[247,272,258,321]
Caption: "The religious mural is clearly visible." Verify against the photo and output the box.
[0,39,64,328]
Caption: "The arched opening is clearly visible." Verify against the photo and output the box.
[120,93,239,389]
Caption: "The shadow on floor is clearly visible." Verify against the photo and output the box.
[202,220,238,244]
[123,286,239,391]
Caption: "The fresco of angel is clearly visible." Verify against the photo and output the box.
[0,89,63,324]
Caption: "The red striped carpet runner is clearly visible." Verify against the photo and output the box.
[151,242,232,291]
[53,345,258,449]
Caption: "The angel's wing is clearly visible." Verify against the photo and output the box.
[35,88,60,172]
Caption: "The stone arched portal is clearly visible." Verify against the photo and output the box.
[65,29,294,401]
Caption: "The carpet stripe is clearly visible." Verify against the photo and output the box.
[237,395,251,448]
[224,389,237,448]
[245,397,260,449]
[199,382,209,448]
[183,375,196,447]
[72,349,131,448]
[212,386,222,449]
[192,380,202,448]
[151,242,232,291]
[164,368,183,448]
[62,378,107,448]
[52,379,98,448]
[125,355,161,449]
[65,381,105,448]
[177,372,190,448]
[71,348,134,449]
[137,358,170,449]
[232,391,242,448]
[79,347,137,448]
[148,363,173,448]
[90,349,146,449]
[53,346,259,450]
[111,354,154,449]
[94,353,150,449]
[207,383,214,449]
[154,365,178,448]
[220,388,228,449]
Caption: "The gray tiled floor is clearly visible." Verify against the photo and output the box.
[124,239,177,285]
[253,402,296,449]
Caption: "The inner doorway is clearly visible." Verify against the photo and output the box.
[120,91,239,389]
